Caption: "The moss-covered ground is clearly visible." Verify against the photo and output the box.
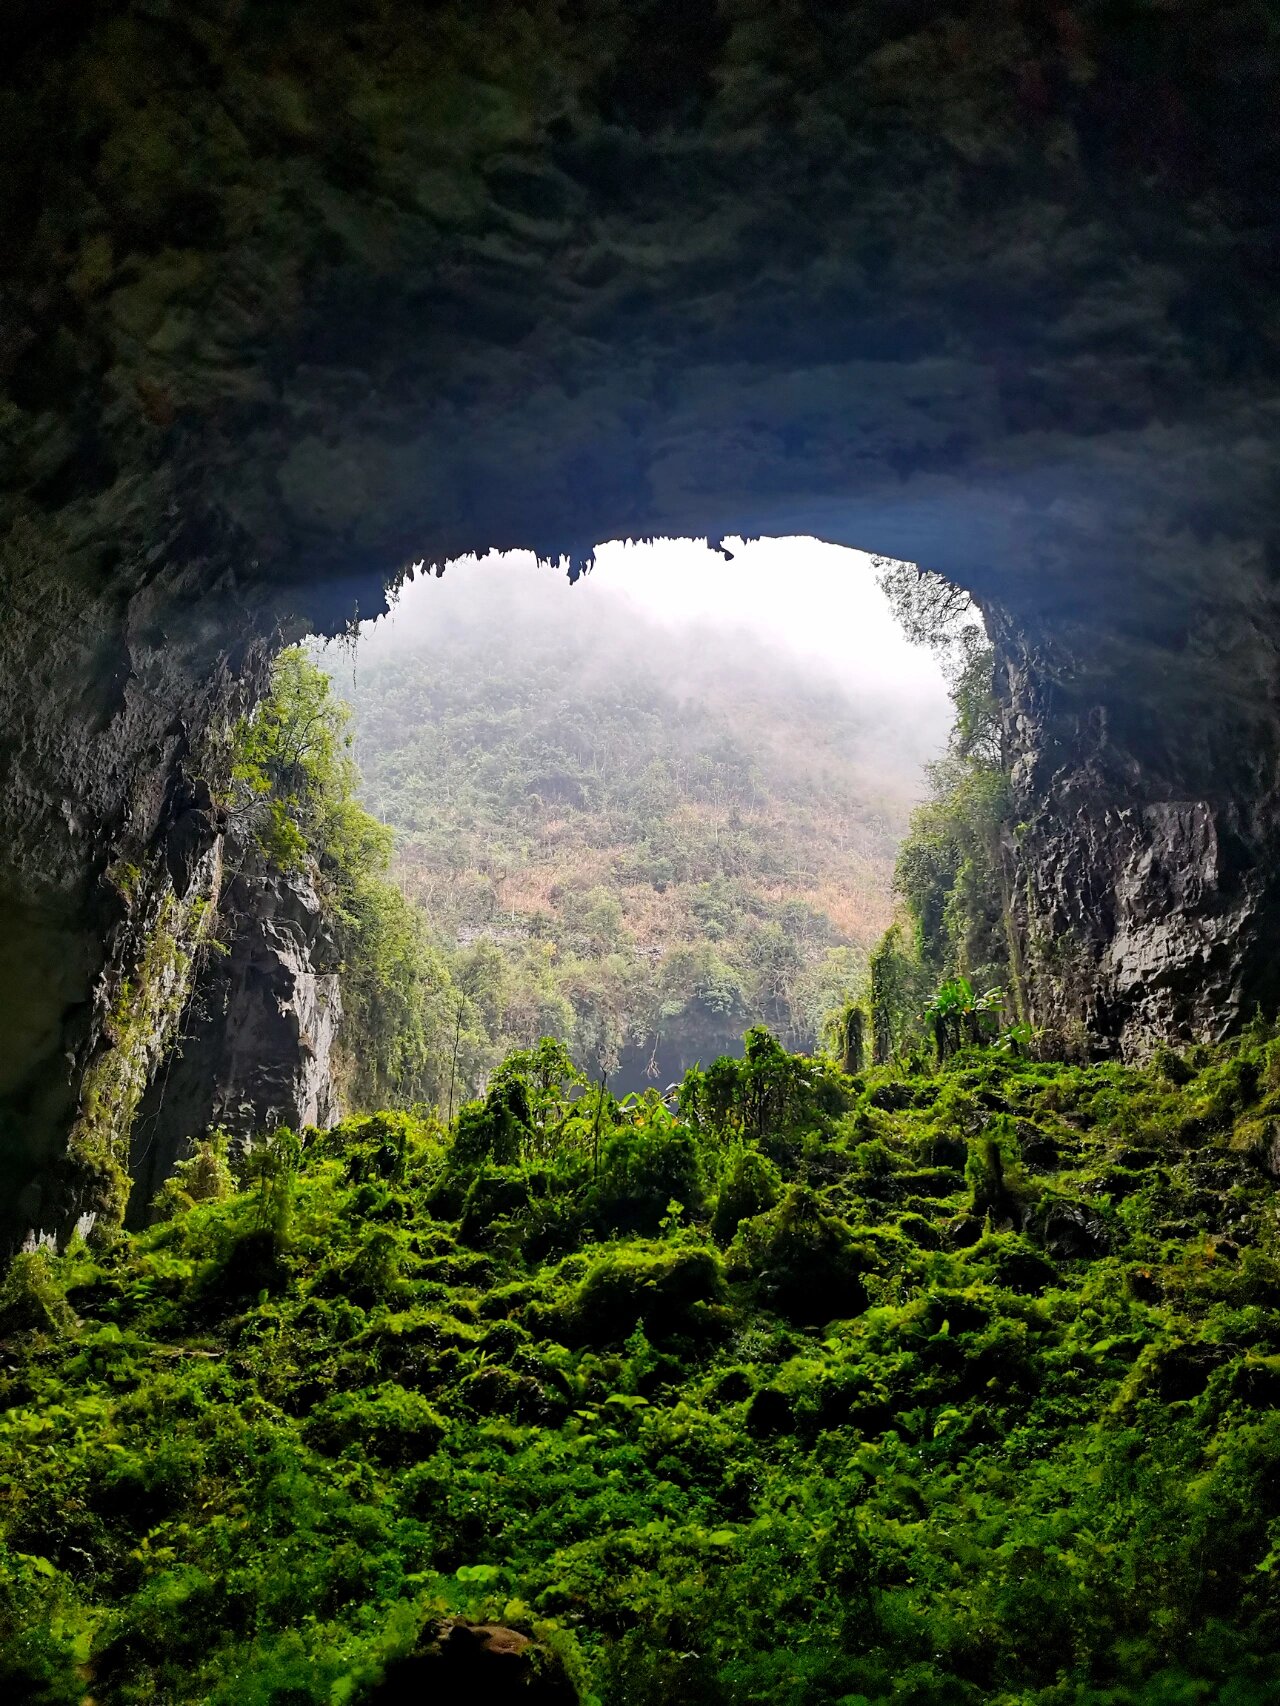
[4,1029,1280,1704]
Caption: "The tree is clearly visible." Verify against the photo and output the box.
[922,976,1005,1062]
[829,1001,867,1075]
[873,556,978,658]
[870,633,1028,1060]
[230,647,376,876]
[489,1037,588,1158]
[230,649,484,1115]
[868,925,929,1065]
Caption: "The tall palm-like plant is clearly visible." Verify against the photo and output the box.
[923,977,1005,1062]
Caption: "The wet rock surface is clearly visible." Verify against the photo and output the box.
[2,4,1280,1227]
[128,836,341,1223]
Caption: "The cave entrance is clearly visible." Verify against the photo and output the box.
[313,535,964,1106]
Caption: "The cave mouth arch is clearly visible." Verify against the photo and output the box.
[5,0,1280,1254]
[119,531,964,1222]
[312,535,961,1096]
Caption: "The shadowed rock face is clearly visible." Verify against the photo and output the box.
[127,835,342,1225]
[2,2,1279,1243]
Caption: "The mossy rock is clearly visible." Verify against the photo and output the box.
[305,1382,446,1464]
[895,1165,964,1200]
[729,1187,871,1325]
[744,1385,793,1437]
[711,1366,755,1404]
[365,1619,578,1705]
[867,1081,917,1112]
[961,1232,1058,1295]
[897,1212,943,1250]
[919,1131,968,1169]
[1152,1044,1196,1086]
[311,1225,413,1306]
[548,1242,727,1347]
[196,1227,289,1311]
[1222,1355,1280,1409]
[1230,1115,1280,1176]
[1014,1122,1061,1171]
[1025,1199,1111,1261]
[0,1252,74,1337]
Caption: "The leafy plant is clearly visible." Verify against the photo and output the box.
[923,977,1005,1062]
[9,1028,1280,1704]
[152,1126,237,1219]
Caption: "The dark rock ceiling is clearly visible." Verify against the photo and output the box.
[2,0,1279,1243]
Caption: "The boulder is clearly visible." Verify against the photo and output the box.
[367,1621,577,1706]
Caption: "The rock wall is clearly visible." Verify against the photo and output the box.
[993,578,1280,1050]
[10,768,227,1251]
[3,2,1280,1242]
[128,838,342,1223]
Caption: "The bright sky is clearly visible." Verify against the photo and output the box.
[384,535,952,706]
[592,536,947,698]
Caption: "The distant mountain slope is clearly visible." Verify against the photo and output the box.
[323,562,942,1088]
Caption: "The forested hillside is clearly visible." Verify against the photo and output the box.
[323,563,944,1091]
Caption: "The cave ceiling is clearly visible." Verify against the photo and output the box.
[5,4,1275,599]
[2,0,1280,1240]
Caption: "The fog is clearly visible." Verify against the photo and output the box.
[350,536,955,753]
[318,535,964,1085]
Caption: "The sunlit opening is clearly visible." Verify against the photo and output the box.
[317,537,966,1098]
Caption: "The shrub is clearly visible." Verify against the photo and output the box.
[0,1251,73,1337]
[452,1079,531,1169]
[729,1187,871,1324]
[711,1146,782,1246]
[152,1127,237,1220]
[594,1121,706,1235]
[305,1383,446,1464]
[7,1027,1280,1704]
[552,1243,726,1346]
[196,1226,289,1311]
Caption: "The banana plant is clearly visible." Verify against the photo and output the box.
[923,977,1006,1062]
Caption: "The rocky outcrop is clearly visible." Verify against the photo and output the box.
[995,590,1280,1051]
[3,3,1280,1238]
[366,1621,577,1706]
[128,839,342,1222]
[11,769,226,1250]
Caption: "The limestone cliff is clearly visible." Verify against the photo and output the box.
[13,771,226,1250]
[128,837,342,1223]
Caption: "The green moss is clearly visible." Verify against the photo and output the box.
[6,1030,1280,1703]
[66,881,219,1228]
[0,1250,74,1337]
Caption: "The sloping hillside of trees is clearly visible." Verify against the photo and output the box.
[323,562,944,1090]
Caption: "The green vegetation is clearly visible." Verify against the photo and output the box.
[6,1024,1280,1703]
[869,565,1021,1061]
[322,566,937,1089]
[24,562,1273,1702]
[891,632,1013,997]
[229,649,484,1109]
